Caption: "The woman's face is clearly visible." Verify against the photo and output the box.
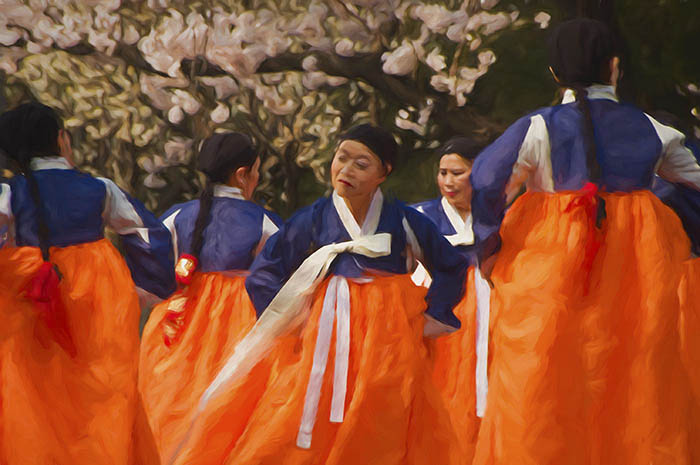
[437,153,473,211]
[331,140,388,201]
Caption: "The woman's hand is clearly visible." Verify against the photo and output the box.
[423,314,457,338]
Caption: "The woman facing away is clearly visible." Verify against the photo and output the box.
[0,102,174,464]
[138,132,281,463]
[411,136,488,463]
[469,18,700,464]
[171,124,470,465]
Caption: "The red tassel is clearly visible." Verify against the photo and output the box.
[564,182,604,295]
[25,261,77,357]
[175,254,198,286]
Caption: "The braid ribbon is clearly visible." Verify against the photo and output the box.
[564,182,604,295]
[25,260,77,357]
[162,253,200,347]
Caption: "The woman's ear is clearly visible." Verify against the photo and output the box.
[235,165,249,185]
[609,56,621,86]
[58,129,74,166]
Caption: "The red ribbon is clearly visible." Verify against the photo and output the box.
[25,261,77,357]
[564,182,603,295]
[175,254,198,286]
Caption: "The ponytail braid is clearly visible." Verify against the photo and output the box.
[173,132,257,287]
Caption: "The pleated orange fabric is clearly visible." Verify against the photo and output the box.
[0,239,144,465]
[426,267,480,463]
[138,273,257,463]
[473,190,698,465]
[679,258,700,465]
[172,273,461,465]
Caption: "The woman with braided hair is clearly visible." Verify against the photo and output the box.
[0,102,174,464]
[469,18,700,464]
[138,132,281,463]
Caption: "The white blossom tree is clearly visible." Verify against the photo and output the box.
[1,0,697,214]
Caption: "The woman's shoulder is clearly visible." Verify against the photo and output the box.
[410,197,442,215]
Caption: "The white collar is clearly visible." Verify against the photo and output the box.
[213,184,245,200]
[332,189,383,240]
[29,156,73,171]
[561,84,618,104]
[441,196,474,245]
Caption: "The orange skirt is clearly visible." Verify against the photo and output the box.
[473,191,698,465]
[173,274,460,465]
[0,239,144,465]
[426,267,480,463]
[679,258,700,465]
[138,273,257,463]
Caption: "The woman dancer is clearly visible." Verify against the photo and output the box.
[470,19,700,464]
[412,136,487,463]
[172,124,469,465]
[138,132,281,462]
[0,102,173,464]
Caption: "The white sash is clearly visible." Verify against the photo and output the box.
[200,189,389,450]
[474,268,491,417]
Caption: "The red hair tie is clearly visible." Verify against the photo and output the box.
[175,254,198,286]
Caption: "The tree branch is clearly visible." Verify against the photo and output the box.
[259,51,423,107]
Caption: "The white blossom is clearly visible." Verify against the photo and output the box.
[478,50,497,66]
[172,89,201,115]
[425,47,447,72]
[335,38,355,57]
[301,56,317,72]
[411,4,466,34]
[381,40,417,76]
[167,105,184,124]
[468,11,512,35]
[200,76,239,99]
[210,102,230,123]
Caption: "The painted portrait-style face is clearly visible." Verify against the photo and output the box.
[437,153,473,211]
[331,140,389,200]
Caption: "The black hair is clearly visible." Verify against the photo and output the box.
[436,136,481,163]
[0,102,63,261]
[548,18,618,185]
[338,124,399,171]
[190,132,257,260]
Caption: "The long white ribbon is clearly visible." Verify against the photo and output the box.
[331,277,351,423]
[296,275,351,448]
[474,268,491,417]
[200,233,392,410]
[441,196,493,416]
